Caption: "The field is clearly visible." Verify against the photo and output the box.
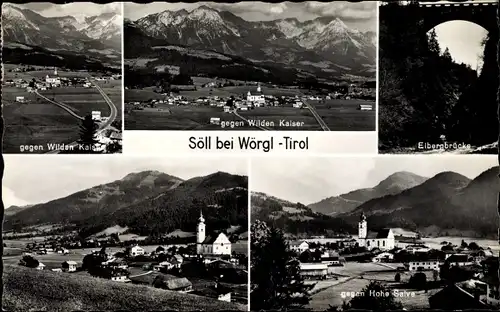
[3,68,122,153]
[307,262,438,311]
[3,265,245,311]
[125,87,375,131]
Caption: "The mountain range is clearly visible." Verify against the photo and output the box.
[127,5,376,79]
[2,4,121,67]
[252,167,499,238]
[4,171,248,238]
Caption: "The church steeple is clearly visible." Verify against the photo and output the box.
[358,212,367,239]
[197,210,206,251]
[199,210,205,223]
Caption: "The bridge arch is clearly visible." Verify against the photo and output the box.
[419,2,498,36]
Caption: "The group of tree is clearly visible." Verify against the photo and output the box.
[379,1,498,151]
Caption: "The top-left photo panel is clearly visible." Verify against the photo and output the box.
[2,2,123,154]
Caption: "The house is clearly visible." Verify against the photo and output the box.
[405,259,440,271]
[429,283,489,309]
[45,75,61,86]
[16,96,25,103]
[164,277,193,292]
[51,268,63,272]
[299,263,328,280]
[210,117,221,125]
[36,262,46,270]
[91,111,101,121]
[194,284,232,302]
[129,245,145,257]
[290,241,309,254]
[357,213,395,251]
[358,104,373,111]
[293,101,303,108]
[223,106,231,113]
[169,255,183,268]
[445,254,474,266]
[61,260,77,272]
[372,252,395,263]
[196,211,232,255]
[321,252,343,266]
[159,261,174,270]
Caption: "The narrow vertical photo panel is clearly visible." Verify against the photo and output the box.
[2,156,249,311]
[250,156,499,311]
[123,2,377,132]
[1,2,123,154]
[378,0,498,154]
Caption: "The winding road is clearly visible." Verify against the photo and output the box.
[43,78,119,154]
[304,100,331,131]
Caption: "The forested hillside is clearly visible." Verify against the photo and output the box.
[379,1,498,152]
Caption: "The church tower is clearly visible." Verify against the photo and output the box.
[54,67,58,76]
[358,212,367,239]
[196,210,206,254]
[257,83,261,93]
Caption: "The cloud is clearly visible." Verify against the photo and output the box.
[23,2,121,17]
[208,2,289,18]
[2,186,31,208]
[304,1,377,21]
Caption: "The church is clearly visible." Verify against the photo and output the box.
[356,213,395,251]
[196,211,232,255]
[246,83,265,106]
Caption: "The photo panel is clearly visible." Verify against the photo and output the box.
[1,2,123,154]
[378,0,498,155]
[250,155,499,311]
[123,1,377,132]
[2,155,249,311]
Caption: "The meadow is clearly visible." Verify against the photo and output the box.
[3,265,245,311]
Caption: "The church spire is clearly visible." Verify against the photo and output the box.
[199,210,205,223]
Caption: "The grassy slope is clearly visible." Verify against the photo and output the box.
[3,265,245,311]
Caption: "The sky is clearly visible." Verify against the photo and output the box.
[432,21,488,71]
[251,156,497,205]
[125,1,377,32]
[3,156,248,208]
[12,2,121,17]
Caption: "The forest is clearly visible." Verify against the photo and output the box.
[379,1,498,152]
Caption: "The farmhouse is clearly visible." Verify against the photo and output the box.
[15,96,25,103]
[289,241,309,254]
[210,117,221,125]
[372,252,395,263]
[196,211,232,255]
[404,259,440,271]
[357,213,395,251]
[61,260,77,272]
[36,262,45,270]
[445,254,474,267]
[92,111,102,121]
[299,263,328,280]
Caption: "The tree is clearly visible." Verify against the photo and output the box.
[460,240,468,249]
[427,29,440,55]
[250,221,310,310]
[76,115,101,153]
[395,272,401,282]
[19,255,39,268]
[468,242,480,250]
[340,281,403,311]
[442,47,452,61]
[409,272,427,290]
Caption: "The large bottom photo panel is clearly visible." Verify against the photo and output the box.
[2,155,249,311]
[250,155,499,311]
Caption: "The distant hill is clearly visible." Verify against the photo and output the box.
[254,167,499,239]
[251,192,355,237]
[339,168,498,238]
[4,205,32,216]
[5,171,249,238]
[3,265,245,311]
[308,171,428,215]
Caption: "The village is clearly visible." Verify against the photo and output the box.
[8,211,248,305]
[284,213,500,310]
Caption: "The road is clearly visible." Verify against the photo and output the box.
[44,78,119,154]
[304,100,330,131]
[232,110,271,131]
